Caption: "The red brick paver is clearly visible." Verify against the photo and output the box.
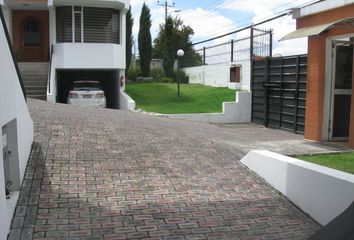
[8,99,321,240]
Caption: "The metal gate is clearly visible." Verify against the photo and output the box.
[251,55,307,133]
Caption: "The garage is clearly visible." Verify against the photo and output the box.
[56,69,121,109]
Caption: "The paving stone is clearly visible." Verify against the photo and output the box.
[8,99,326,239]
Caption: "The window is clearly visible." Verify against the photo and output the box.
[23,20,40,46]
[74,7,82,43]
[56,6,120,44]
[230,66,241,83]
[56,7,72,42]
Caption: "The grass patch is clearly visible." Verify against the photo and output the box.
[125,83,236,114]
[297,152,354,174]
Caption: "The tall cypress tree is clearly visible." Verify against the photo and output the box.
[125,6,133,73]
[163,16,175,78]
[138,3,152,77]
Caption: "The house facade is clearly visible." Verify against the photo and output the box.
[282,0,354,147]
[0,6,33,239]
[1,0,129,108]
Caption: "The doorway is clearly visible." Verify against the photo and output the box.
[20,18,42,61]
[329,39,353,141]
[12,10,49,62]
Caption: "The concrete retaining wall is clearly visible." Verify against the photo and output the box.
[119,89,136,111]
[241,150,354,226]
[163,91,251,124]
[184,62,251,91]
[0,13,34,239]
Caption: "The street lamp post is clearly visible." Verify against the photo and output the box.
[177,49,184,97]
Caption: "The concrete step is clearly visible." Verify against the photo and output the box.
[18,62,49,68]
[23,82,47,87]
[27,95,47,100]
[21,72,48,77]
[18,62,49,101]
[22,78,48,83]
[25,86,47,91]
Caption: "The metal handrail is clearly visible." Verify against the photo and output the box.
[47,44,54,94]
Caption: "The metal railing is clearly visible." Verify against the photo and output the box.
[186,27,273,67]
[47,44,54,94]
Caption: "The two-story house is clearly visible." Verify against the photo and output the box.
[1,0,129,108]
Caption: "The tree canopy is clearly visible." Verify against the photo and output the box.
[153,17,203,69]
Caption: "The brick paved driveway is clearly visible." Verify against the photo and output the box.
[9,99,328,240]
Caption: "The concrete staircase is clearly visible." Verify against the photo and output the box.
[18,62,49,100]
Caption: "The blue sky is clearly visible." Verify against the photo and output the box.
[130,0,317,56]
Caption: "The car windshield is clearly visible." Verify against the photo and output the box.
[73,82,102,91]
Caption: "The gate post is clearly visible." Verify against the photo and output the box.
[264,57,270,127]
[294,56,300,133]
[203,47,206,65]
[231,39,234,63]
[269,29,273,57]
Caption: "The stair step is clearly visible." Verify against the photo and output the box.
[27,95,47,100]
[23,79,47,83]
[18,62,49,100]
[25,86,47,91]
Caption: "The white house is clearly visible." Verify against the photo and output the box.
[1,0,129,109]
[0,6,34,239]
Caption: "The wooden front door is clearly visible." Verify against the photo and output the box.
[12,10,49,62]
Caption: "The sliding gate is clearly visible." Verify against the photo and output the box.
[251,55,308,133]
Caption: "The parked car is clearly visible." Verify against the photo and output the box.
[67,81,106,108]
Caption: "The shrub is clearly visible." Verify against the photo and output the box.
[127,66,141,82]
[172,69,189,84]
[150,68,165,82]
[136,77,154,83]
[162,77,174,83]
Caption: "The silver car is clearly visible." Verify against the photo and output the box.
[67,81,106,108]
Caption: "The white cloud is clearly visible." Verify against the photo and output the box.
[180,8,236,41]
[254,14,308,56]
[129,0,309,57]
[221,0,311,17]
[221,0,310,56]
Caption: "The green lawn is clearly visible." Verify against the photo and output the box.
[297,152,354,174]
[125,83,236,114]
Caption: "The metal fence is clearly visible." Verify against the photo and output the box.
[187,27,272,67]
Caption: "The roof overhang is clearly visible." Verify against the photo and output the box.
[4,0,48,10]
[48,0,129,11]
[292,0,354,19]
[280,17,354,41]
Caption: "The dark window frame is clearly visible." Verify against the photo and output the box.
[22,18,41,46]
[230,65,241,83]
[56,6,120,44]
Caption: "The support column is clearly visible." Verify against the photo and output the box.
[348,47,354,148]
[304,36,326,141]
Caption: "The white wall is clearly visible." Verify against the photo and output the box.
[241,150,354,226]
[119,89,136,111]
[0,16,34,239]
[1,6,12,39]
[54,43,125,69]
[184,61,251,91]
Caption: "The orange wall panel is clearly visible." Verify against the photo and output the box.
[304,35,326,141]
[297,4,354,29]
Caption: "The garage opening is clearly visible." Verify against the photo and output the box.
[56,69,120,109]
